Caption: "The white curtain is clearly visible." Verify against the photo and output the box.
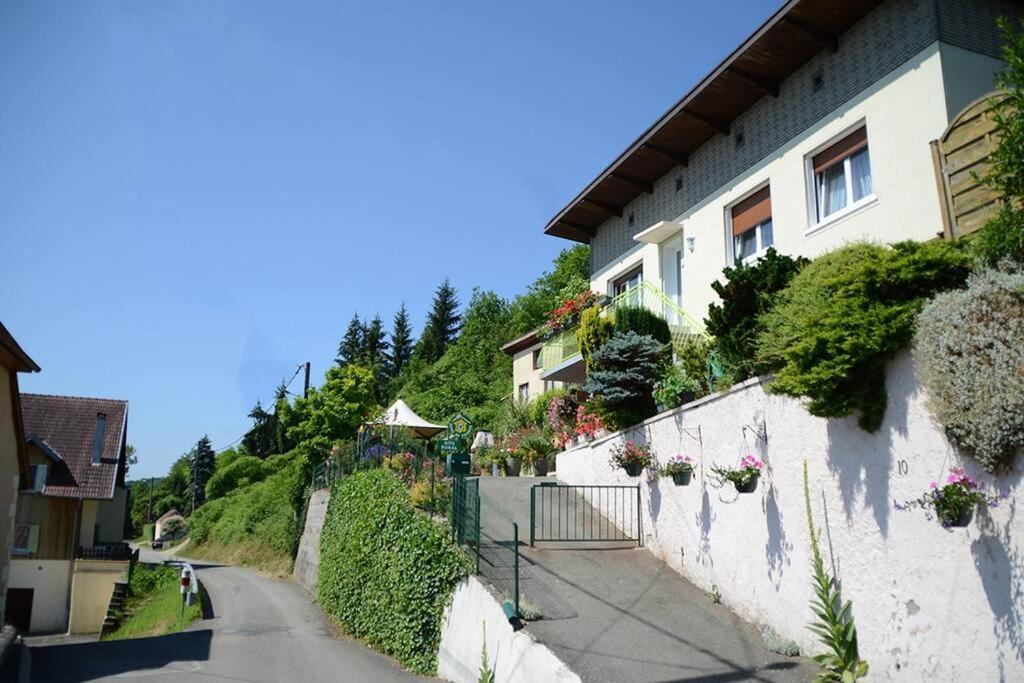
[851,148,873,201]
[819,164,847,217]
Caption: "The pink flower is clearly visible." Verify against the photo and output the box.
[930,481,938,489]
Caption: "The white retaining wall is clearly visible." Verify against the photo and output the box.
[438,576,580,683]
[556,350,1024,682]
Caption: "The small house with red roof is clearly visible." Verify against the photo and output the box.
[8,393,132,634]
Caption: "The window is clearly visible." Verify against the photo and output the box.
[729,186,773,263]
[612,265,643,300]
[810,127,873,225]
[532,349,542,370]
[544,380,557,392]
[28,464,46,493]
[12,524,38,556]
[518,383,529,403]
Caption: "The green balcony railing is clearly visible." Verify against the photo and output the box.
[538,327,581,371]
[538,280,708,373]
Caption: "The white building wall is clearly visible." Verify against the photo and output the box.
[9,559,71,633]
[511,345,559,402]
[596,42,955,326]
[556,350,1024,682]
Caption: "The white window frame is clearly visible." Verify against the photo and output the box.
[28,464,47,493]
[804,122,877,234]
[517,383,529,403]
[610,263,643,298]
[725,183,773,265]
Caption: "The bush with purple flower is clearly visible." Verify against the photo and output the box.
[894,467,1003,528]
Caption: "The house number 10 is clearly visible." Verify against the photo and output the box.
[897,460,909,475]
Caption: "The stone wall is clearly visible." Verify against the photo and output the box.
[556,350,1024,682]
[293,487,330,594]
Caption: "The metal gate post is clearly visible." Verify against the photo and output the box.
[475,489,481,574]
[529,487,536,547]
[636,484,643,548]
[513,521,520,618]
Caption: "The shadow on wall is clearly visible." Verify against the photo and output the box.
[764,485,792,587]
[971,472,1024,679]
[823,354,916,538]
[696,487,714,567]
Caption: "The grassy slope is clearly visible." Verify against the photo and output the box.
[103,566,202,641]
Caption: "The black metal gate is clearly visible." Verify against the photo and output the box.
[451,476,481,572]
[529,483,642,546]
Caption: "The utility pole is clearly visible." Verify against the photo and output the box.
[191,446,197,516]
[304,362,311,398]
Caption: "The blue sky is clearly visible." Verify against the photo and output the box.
[1,0,777,478]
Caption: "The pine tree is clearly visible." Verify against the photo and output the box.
[189,435,217,511]
[336,313,366,367]
[362,314,388,368]
[273,381,294,454]
[242,400,275,458]
[416,279,461,363]
[387,303,414,378]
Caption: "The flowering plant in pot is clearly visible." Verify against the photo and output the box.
[711,455,763,493]
[548,394,580,449]
[522,433,557,477]
[575,403,605,442]
[660,455,694,486]
[894,467,1003,528]
[609,442,653,477]
[539,290,602,339]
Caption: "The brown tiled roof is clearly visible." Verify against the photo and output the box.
[0,321,40,372]
[21,393,128,500]
[155,509,181,524]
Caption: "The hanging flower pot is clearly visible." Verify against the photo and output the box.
[660,455,694,486]
[734,474,759,494]
[610,442,652,478]
[672,470,692,486]
[711,455,764,494]
[894,468,1002,529]
[946,506,974,528]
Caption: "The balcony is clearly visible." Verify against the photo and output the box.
[538,280,707,382]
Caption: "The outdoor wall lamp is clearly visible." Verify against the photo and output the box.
[686,235,696,253]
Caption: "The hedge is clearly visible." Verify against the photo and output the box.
[316,469,470,675]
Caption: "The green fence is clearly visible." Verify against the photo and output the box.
[311,436,444,515]
[451,476,481,574]
[529,483,642,547]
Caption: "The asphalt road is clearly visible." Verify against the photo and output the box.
[30,561,429,682]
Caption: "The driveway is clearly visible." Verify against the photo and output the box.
[477,476,816,683]
[30,561,429,682]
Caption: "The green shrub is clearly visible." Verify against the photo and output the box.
[654,364,700,411]
[757,241,971,431]
[613,306,671,345]
[677,336,715,397]
[706,248,808,381]
[527,389,565,429]
[189,455,305,562]
[583,331,670,430]
[914,268,1024,472]
[975,19,1024,268]
[317,470,470,675]
[205,455,269,501]
[578,305,613,370]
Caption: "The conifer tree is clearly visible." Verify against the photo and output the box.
[416,279,461,363]
[336,313,365,367]
[362,314,388,368]
[387,303,414,378]
[189,435,217,511]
